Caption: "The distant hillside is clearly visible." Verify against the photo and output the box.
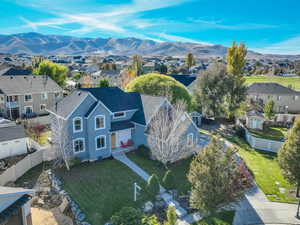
[0,32,299,59]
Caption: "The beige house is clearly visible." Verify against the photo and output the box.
[245,110,265,130]
[0,75,63,120]
[247,82,300,114]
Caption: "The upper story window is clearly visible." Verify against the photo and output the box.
[113,112,125,118]
[0,96,4,103]
[7,95,18,102]
[25,94,32,102]
[95,115,105,130]
[73,138,85,153]
[42,92,48,100]
[187,133,194,147]
[277,96,281,101]
[73,117,83,132]
[40,104,46,111]
[293,96,299,101]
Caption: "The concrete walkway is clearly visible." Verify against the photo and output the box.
[233,185,300,225]
[113,152,189,219]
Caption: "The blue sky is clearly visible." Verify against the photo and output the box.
[1,0,300,54]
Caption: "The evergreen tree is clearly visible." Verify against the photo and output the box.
[278,117,300,197]
[188,137,253,214]
[264,100,275,120]
[162,170,175,190]
[146,174,160,198]
[97,78,110,87]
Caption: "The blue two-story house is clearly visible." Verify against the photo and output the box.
[47,87,208,161]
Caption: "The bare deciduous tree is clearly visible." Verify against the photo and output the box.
[147,100,196,167]
[50,114,72,170]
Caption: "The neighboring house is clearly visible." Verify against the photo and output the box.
[0,186,34,225]
[79,70,121,87]
[0,67,31,76]
[168,74,196,91]
[47,87,208,162]
[143,62,156,73]
[0,75,63,120]
[247,83,300,114]
[245,110,265,130]
[0,118,28,159]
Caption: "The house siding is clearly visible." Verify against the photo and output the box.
[132,123,148,147]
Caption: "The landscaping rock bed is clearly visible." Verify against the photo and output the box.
[48,170,91,225]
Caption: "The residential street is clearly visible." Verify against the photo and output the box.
[233,185,300,225]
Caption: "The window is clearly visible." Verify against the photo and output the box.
[294,96,299,101]
[96,136,106,150]
[113,112,125,118]
[42,92,48,100]
[73,117,82,132]
[7,95,18,102]
[95,115,105,130]
[73,138,85,153]
[0,96,3,103]
[55,93,60,100]
[277,96,281,101]
[187,133,193,147]
[40,104,46,110]
[24,106,33,114]
[24,94,32,102]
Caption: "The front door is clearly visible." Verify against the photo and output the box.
[111,133,116,149]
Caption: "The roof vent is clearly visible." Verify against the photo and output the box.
[78,92,81,96]
[10,76,13,79]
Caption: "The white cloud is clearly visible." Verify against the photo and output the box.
[153,32,212,45]
[251,35,300,55]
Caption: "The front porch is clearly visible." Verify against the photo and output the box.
[110,124,135,155]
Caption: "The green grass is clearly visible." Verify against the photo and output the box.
[55,159,150,225]
[249,126,288,141]
[244,75,300,90]
[127,152,192,195]
[194,211,235,225]
[227,136,297,203]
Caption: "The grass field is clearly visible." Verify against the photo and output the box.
[128,152,192,195]
[227,136,297,203]
[244,75,300,90]
[56,159,150,225]
[194,211,235,225]
[249,127,288,141]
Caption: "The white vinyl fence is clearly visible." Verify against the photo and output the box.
[0,146,56,186]
[245,129,284,153]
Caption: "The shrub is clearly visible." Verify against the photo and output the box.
[136,145,150,159]
[125,73,192,109]
[146,174,160,197]
[164,206,177,225]
[162,170,175,190]
[235,127,245,139]
[111,207,143,225]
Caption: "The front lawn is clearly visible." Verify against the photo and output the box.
[127,152,192,195]
[227,136,297,203]
[194,210,235,225]
[249,126,287,141]
[244,75,300,90]
[55,159,150,225]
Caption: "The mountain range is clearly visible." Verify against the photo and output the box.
[0,32,298,59]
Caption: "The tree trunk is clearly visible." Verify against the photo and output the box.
[297,184,299,198]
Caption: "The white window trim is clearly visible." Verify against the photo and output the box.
[95,115,105,130]
[40,104,46,110]
[187,133,194,147]
[42,92,48,100]
[24,94,33,102]
[73,117,83,133]
[113,111,126,119]
[73,138,85,153]
[24,106,33,114]
[95,135,106,150]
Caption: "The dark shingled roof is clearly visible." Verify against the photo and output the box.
[0,67,31,76]
[247,83,300,95]
[168,75,196,87]
[80,87,141,113]
[110,120,134,131]
[0,124,27,142]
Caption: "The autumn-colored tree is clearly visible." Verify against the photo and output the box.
[131,55,144,76]
[33,60,68,87]
[186,52,196,71]
[278,117,300,197]
[264,100,275,120]
[82,75,93,88]
[225,41,247,119]
[120,69,137,89]
[188,137,253,214]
